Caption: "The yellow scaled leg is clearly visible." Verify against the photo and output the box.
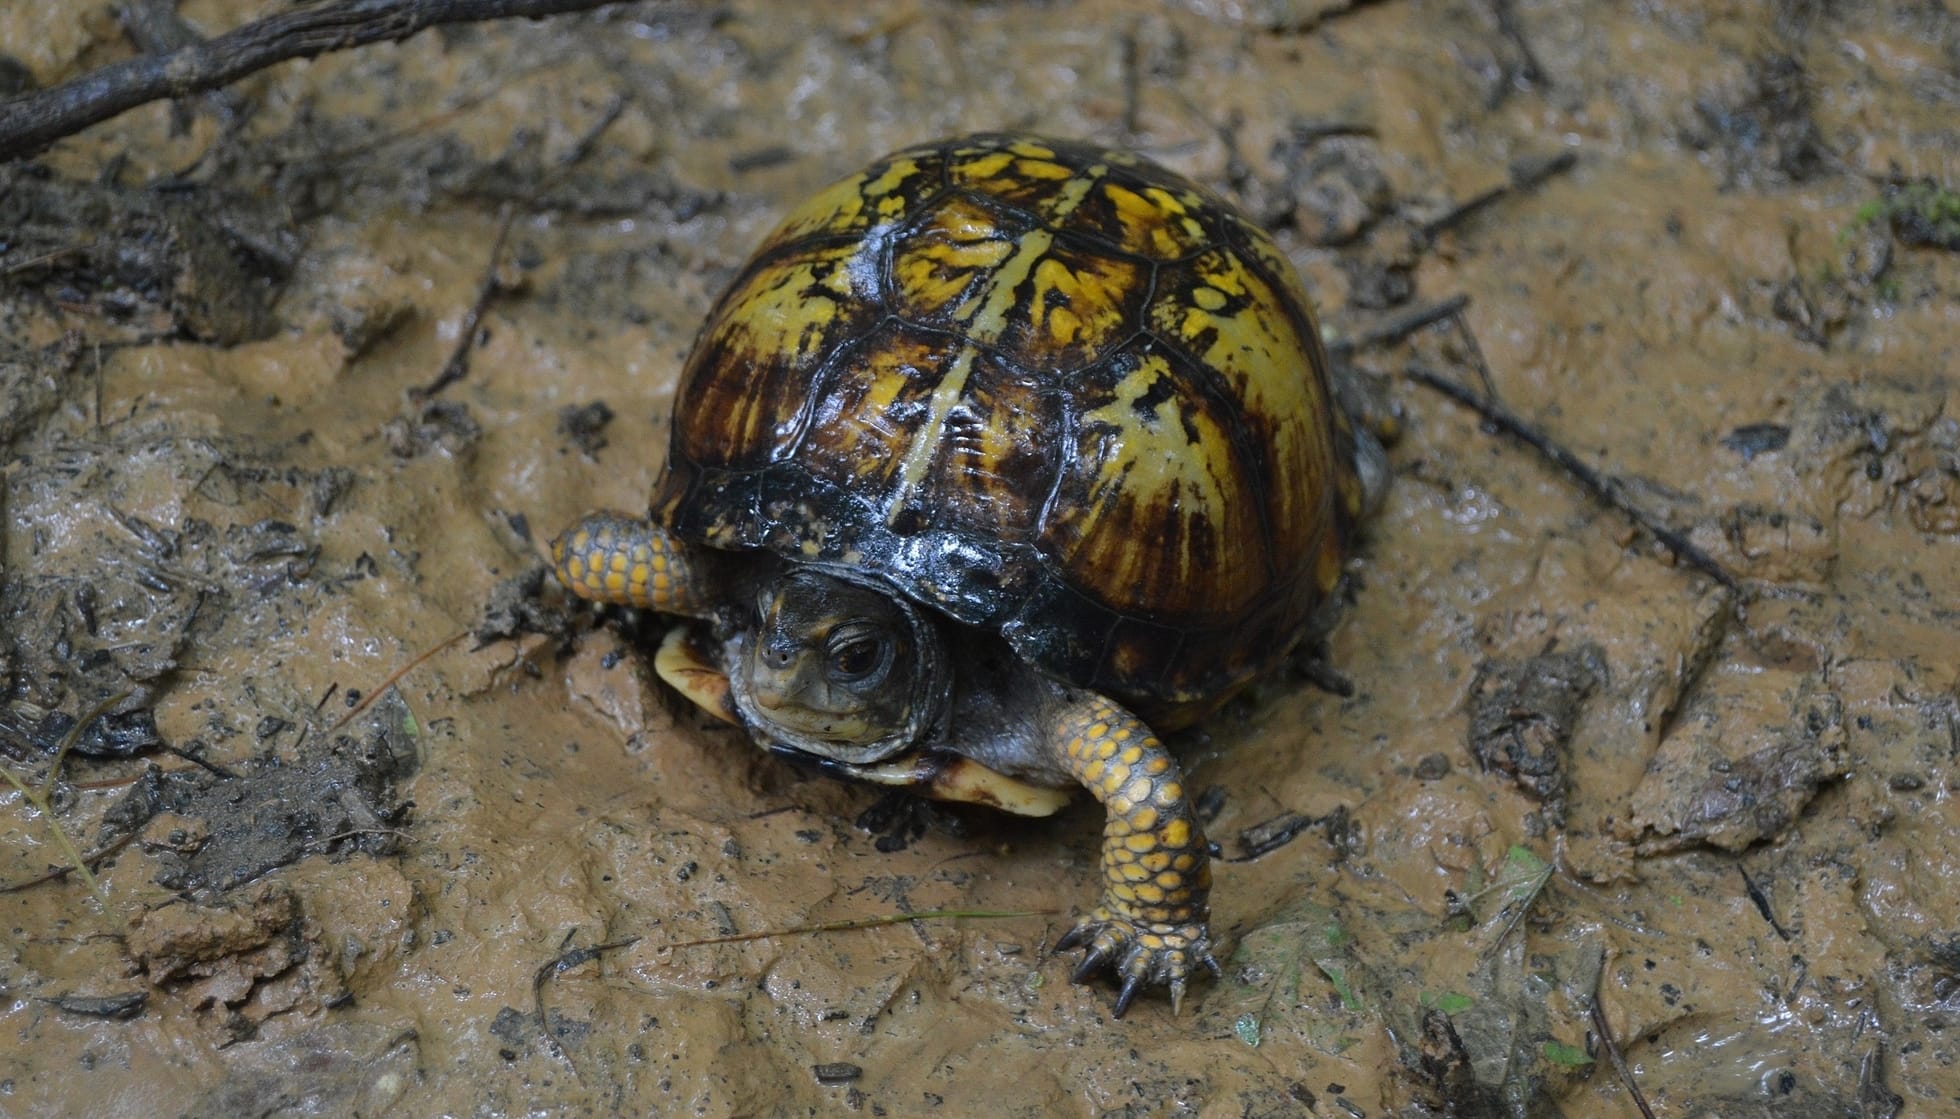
[549,511,711,616]
[1051,693,1219,1017]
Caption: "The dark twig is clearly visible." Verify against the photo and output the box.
[1407,365,1741,590]
[1489,0,1548,89]
[1448,303,1501,399]
[412,92,616,399]
[412,203,517,399]
[325,628,469,734]
[116,0,250,135]
[1738,865,1794,941]
[1590,966,1658,1119]
[1289,119,1378,144]
[1422,150,1577,242]
[532,931,640,1065]
[0,0,625,161]
[1330,294,1470,356]
[0,832,137,895]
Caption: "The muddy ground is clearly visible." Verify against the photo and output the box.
[1,0,1957,1115]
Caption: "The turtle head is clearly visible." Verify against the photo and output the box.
[730,567,945,764]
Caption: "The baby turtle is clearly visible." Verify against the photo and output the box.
[553,133,1383,1016]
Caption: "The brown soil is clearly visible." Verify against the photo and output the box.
[3,1,1957,1115]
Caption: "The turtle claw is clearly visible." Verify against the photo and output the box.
[1070,943,1114,985]
[1165,976,1188,1018]
[1059,907,1216,1017]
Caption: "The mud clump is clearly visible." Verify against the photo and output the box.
[1467,644,1605,820]
[98,714,418,897]
[124,880,345,1041]
[0,166,293,345]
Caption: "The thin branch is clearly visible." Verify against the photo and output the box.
[1590,965,1658,1119]
[0,0,626,161]
[1422,150,1577,242]
[326,628,469,734]
[533,932,639,1066]
[651,908,1058,951]
[1408,364,1741,590]
[413,203,517,399]
[1329,294,1470,356]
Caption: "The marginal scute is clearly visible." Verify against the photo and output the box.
[677,239,879,470]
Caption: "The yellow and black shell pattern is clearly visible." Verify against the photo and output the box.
[654,133,1367,726]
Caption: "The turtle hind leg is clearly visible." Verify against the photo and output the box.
[550,511,712,616]
[1048,690,1220,1017]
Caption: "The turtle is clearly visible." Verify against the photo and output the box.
[551,133,1385,1017]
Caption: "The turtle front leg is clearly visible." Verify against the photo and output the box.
[550,511,712,616]
[1049,691,1220,1017]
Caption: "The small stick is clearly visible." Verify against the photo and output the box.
[1407,365,1740,590]
[412,203,516,400]
[0,0,627,160]
[0,832,137,894]
[1490,0,1549,89]
[1330,294,1470,355]
[1590,966,1658,1119]
[653,908,1058,952]
[1422,151,1577,242]
[326,628,469,734]
[532,932,640,1066]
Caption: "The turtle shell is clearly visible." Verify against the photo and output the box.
[653,133,1366,727]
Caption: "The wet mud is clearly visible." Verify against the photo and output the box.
[2,0,1957,1115]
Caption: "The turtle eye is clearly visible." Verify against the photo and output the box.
[826,628,891,683]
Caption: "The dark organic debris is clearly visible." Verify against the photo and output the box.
[1863,178,1960,252]
[0,702,159,762]
[854,789,958,854]
[0,335,84,450]
[487,1002,597,1061]
[1738,865,1794,941]
[1410,1009,1505,1119]
[1468,646,1605,817]
[813,1062,864,1086]
[1236,811,1316,860]
[473,565,576,646]
[44,991,149,1020]
[1689,53,1831,188]
[0,53,32,97]
[557,400,616,458]
[1859,1036,1905,1119]
[96,707,418,898]
[0,166,290,344]
[1720,423,1792,460]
